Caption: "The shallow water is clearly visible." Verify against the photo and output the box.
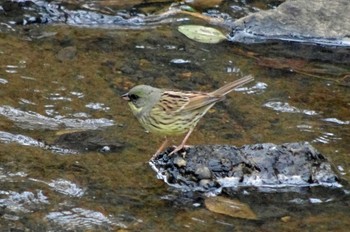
[0,0,350,231]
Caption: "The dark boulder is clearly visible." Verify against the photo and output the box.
[150,142,342,193]
[229,0,350,46]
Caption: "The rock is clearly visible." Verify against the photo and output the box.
[3,0,350,47]
[54,130,124,153]
[173,156,187,168]
[149,142,342,193]
[281,216,292,223]
[184,0,223,10]
[229,0,350,46]
[195,165,212,179]
[205,196,257,220]
[56,46,77,61]
[199,179,212,188]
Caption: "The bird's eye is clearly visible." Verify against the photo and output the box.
[129,94,139,101]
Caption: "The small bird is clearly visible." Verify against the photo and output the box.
[122,75,254,157]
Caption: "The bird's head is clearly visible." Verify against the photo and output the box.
[122,85,162,115]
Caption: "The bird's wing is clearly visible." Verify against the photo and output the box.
[158,91,221,114]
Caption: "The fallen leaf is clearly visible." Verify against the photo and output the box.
[178,25,226,44]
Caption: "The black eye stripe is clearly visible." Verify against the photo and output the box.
[129,94,139,101]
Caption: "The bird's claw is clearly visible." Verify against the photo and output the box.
[168,145,192,157]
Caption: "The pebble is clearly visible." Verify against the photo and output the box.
[56,46,77,61]
[199,179,212,187]
[173,157,187,168]
[195,165,211,179]
[281,216,291,222]
[205,196,257,220]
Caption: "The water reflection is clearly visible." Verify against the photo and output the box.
[48,93,72,101]
[322,117,350,125]
[0,190,49,213]
[31,178,85,197]
[313,132,341,144]
[46,207,127,230]
[19,98,36,105]
[0,167,129,230]
[85,102,110,111]
[264,101,318,115]
[0,105,114,130]
[238,81,267,94]
[0,78,8,84]
[0,131,77,154]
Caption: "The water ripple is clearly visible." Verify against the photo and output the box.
[0,78,8,84]
[0,131,77,154]
[296,124,314,132]
[0,105,114,130]
[29,178,85,197]
[3,61,26,74]
[0,131,45,147]
[312,132,342,144]
[322,118,350,125]
[70,91,84,98]
[245,81,267,94]
[170,58,191,64]
[0,167,27,181]
[19,98,36,105]
[85,102,110,111]
[0,190,49,213]
[48,179,85,197]
[46,207,127,230]
[264,101,318,115]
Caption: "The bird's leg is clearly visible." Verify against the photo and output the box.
[168,127,194,156]
[152,137,169,159]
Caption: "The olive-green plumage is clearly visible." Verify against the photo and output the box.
[122,75,254,156]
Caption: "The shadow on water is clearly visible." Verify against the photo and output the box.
[0,0,349,231]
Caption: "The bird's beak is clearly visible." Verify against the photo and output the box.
[121,93,130,101]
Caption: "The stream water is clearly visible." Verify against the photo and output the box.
[0,0,349,231]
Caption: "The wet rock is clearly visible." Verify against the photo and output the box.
[281,215,291,223]
[46,207,124,230]
[199,179,212,188]
[3,0,350,48]
[173,156,186,168]
[54,130,124,153]
[195,165,211,180]
[205,196,257,220]
[2,0,24,13]
[229,0,350,46]
[149,142,342,193]
[185,0,223,10]
[56,46,77,61]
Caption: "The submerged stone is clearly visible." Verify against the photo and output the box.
[56,46,77,61]
[54,130,124,153]
[149,142,342,193]
[205,196,257,220]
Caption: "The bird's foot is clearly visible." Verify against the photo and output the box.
[168,145,192,157]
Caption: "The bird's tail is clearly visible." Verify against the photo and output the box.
[210,75,254,96]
